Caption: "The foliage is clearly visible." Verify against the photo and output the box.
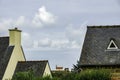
[38,76,52,80]
[52,71,69,79]
[73,60,81,73]
[60,72,76,80]
[12,69,111,80]
[75,69,111,80]
[53,69,111,80]
[12,70,35,80]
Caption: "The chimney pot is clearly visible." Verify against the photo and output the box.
[9,28,21,46]
[15,27,18,30]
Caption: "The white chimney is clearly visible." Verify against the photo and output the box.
[9,27,22,46]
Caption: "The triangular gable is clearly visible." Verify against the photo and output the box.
[14,61,48,77]
[107,40,118,49]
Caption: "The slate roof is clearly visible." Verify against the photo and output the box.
[0,37,14,79]
[79,25,120,67]
[14,60,48,77]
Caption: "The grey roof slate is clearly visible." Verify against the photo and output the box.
[14,60,48,77]
[79,25,120,66]
[0,37,14,79]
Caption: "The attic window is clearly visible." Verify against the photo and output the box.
[107,40,118,50]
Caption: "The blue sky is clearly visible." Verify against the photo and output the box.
[0,0,120,69]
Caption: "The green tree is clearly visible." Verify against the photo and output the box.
[76,69,111,80]
[12,70,35,80]
[12,69,111,80]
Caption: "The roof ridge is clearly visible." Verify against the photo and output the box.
[18,60,48,63]
[87,25,120,28]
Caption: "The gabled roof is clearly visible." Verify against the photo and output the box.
[14,60,48,77]
[0,37,14,79]
[79,25,120,66]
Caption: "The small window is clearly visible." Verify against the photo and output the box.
[107,40,118,49]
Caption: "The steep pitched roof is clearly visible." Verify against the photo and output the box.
[79,25,120,66]
[14,60,48,77]
[0,37,14,79]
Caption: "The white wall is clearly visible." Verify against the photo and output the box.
[43,63,52,77]
[2,46,25,80]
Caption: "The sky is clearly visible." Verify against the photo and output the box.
[0,0,120,70]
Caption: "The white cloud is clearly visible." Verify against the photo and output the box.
[32,18,43,28]
[38,38,51,47]
[25,21,87,50]
[38,6,56,23]
[32,6,57,27]
[0,4,87,51]
[22,32,33,48]
[66,21,87,41]
[0,19,13,31]
[51,39,81,49]
[33,38,67,49]
[51,39,70,49]
[15,16,25,26]
[0,16,26,32]
[65,21,88,50]
[66,25,81,41]
[32,37,81,50]
[0,6,57,30]
[0,16,87,50]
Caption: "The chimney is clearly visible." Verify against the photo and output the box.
[9,27,22,46]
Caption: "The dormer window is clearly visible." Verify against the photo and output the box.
[107,40,118,50]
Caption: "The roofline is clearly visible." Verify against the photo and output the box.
[87,25,120,28]
[44,61,52,77]
[0,36,9,38]
[80,64,120,68]
[18,60,48,63]
[21,46,26,61]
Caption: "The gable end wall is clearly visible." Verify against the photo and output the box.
[2,46,25,80]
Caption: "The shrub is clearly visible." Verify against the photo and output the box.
[12,70,34,80]
[76,69,111,80]
[13,69,111,80]
[61,72,76,80]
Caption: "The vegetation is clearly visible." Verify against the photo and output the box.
[73,60,81,73]
[12,69,111,80]
[75,69,111,80]
[12,70,35,80]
